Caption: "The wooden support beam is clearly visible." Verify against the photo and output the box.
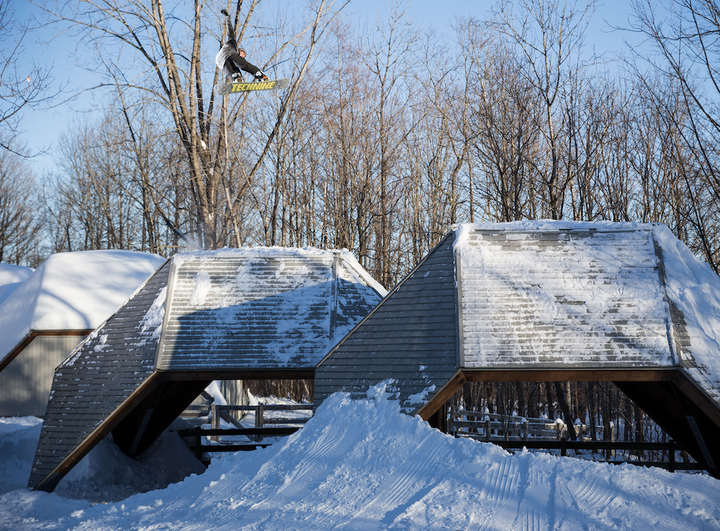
[669,370,720,427]
[462,369,677,383]
[417,371,466,422]
[160,369,315,381]
[113,379,211,457]
[614,380,720,479]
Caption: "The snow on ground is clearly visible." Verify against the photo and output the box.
[0,264,33,306]
[1,384,719,531]
[0,250,165,360]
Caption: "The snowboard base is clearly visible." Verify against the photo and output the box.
[215,78,290,95]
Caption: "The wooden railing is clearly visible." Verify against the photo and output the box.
[448,410,607,442]
[177,403,313,459]
[210,403,313,430]
[449,409,702,473]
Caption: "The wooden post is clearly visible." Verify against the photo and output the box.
[255,403,264,442]
[427,403,448,433]
[485,419,491,441]
[560,437,567,457]
[669,440,675,473]
[194,426,202,460]
[211,403,218,442]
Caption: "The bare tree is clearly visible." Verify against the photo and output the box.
[461,21,542,222]
[490,0,598,219]
[363,3,419,286]
[314,20,378,265]
[0,0,58,155]
[0,142,42,264]
[42,0,346,249]
[630,0,720,272]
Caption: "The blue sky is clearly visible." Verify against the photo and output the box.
[15,0,638,177]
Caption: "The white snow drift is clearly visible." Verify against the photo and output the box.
[1,384,719,530]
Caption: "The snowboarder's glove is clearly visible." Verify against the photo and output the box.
[221,8,229,16]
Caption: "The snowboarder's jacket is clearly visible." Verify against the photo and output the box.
[215,10,267,82]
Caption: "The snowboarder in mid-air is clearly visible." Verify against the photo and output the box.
[215,9,269,83]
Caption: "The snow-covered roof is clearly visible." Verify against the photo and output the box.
[0,264,33,306]
[0,250,165,362]
[454,222,720,406]
[158,247,386,370]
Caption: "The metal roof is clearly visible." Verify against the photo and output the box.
[157,249,382,370]
[456,227,677,369]
[314,234,460,414]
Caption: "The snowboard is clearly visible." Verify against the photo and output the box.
[215,78,290,95]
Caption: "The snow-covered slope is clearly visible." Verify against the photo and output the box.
[1,385,719,530]
[0,263,33,306]
[0,250,165,360]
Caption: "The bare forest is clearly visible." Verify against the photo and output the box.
[2,0,720,449]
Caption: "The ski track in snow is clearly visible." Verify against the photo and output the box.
[513,452,553,531]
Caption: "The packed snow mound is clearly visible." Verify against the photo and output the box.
[0,417,203,503]
[0,263,33,305]
[2,385,719,530]
[53,418,206,503]
[0,250,165,360]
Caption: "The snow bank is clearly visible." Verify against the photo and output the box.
[0,264,33,306]
[2,386,719,530]
[53,418,206,504]
[0,417,42,494]
[0,250,165,360]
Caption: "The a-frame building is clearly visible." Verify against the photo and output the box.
[315,222,720,478]
[29,247,385,492]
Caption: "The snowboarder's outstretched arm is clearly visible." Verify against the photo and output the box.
[217,9,269,82]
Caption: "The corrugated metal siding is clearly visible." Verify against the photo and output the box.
[157,252,382,371]
[27,261,170,490]
[314,235,459,414]
[457,228,675,368]
[0,335,86,417]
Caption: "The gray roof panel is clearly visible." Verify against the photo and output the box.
[315,235,460,414]
[28,261,170,490]
[456,227,675,369]
[157,249,383,371]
